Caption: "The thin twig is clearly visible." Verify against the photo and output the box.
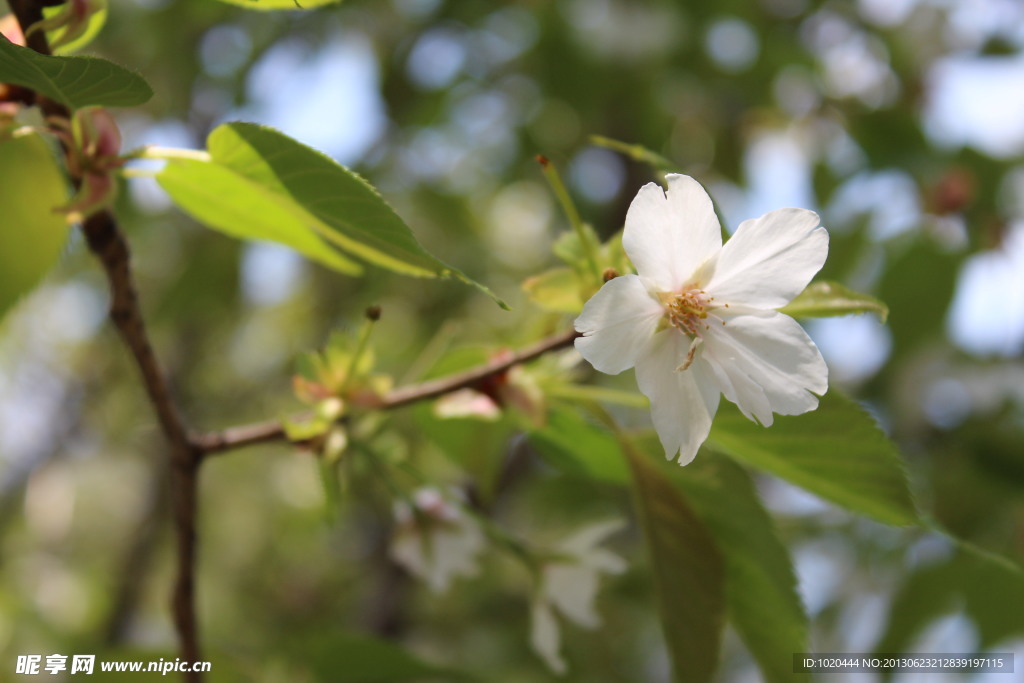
[196,328,581,455]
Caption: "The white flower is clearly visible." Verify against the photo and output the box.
[575,174,829,465]
[530,520,627,674]
[389,488,486,594]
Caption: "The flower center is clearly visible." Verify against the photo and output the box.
[666,289,711,335]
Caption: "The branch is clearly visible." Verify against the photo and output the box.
[82,203,203,683]
[83,215,205,680]
[8,6,203,678]
[196,328,582,455]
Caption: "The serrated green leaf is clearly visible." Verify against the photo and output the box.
[215,0,341,10]
[0,133,70,322]
[709,392,919,526]
[671,455,806,683]
[157,158,363,275]
[158,123,505,307]
[0,35,152,108]
[527,406,630,484]
[780,280,889,322]
[624,440,725,683]
[522,266,585,313]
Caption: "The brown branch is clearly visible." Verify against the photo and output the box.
[8,6,203,679]
[196,328,582,455]
[83,210,203,683]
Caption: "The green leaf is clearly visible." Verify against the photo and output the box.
[158,158,363,275]
[158,123,505,307]
[215,0,342,10]
[285,631,474,682]
[624,440,725,683]
[527,406,630,485]
[671,455,806,683]
[522,267,585,313]
[0,35,152,108]
[0,133,70,322]
[779,280,889,322]
[709,392,919,526]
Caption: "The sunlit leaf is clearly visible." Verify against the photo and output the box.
[0,133,69,322]
[157,158,363,275]
[671,454,806,683]
[0,35,152,108]
[158,123,505,307]
[624,440,725,683]
[780,280,889,322]
[709,392,919,526]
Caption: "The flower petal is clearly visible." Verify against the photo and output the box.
[623,174,722,291]
[531,599,566,675]
[700,312,827,424]
[575,274,664,375]
[559,519,626,559]
[545,564,602,628]
[634,329,721,465]
[706,208,828,309]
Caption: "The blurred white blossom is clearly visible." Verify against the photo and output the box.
[530,520,627,674]
[389,488,485,594]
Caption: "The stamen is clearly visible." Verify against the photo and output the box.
[664,287,727,340]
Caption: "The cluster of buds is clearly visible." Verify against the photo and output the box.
[25,0,107,51]
[50,106,124,223]
[285,309,390,460]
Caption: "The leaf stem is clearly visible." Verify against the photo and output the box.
[537,155,602,282]
[132,146,212,162]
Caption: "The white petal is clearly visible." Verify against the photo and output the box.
[575,274,664,375]
[706,208,828,309]
[701,312,828,423]
[389,503,486,594]
[559,519,626,557]
[703,353,773,425]
[634,329,721,465]
[530,599,567,675]
[545,565,602,628]
[623,174,722,291]
[428,522,485,592]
